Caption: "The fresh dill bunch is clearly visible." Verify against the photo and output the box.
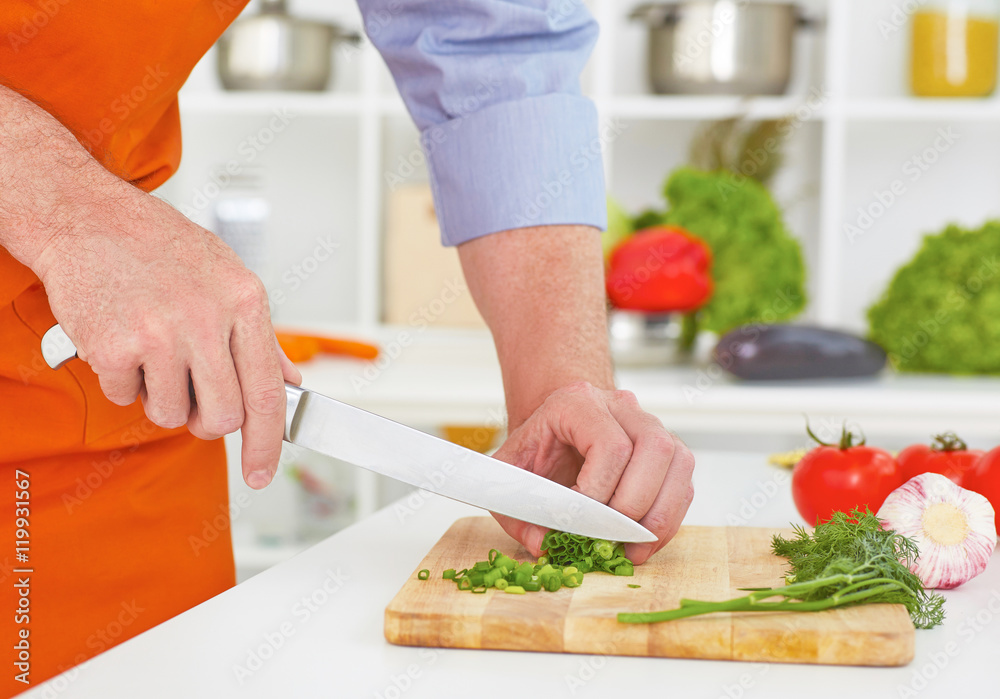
[770,508,945,629]
[771,507,917,577]
[618,507,945,628]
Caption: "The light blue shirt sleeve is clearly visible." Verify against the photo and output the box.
[358,0,608,246]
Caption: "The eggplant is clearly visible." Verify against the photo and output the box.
[714,324,887,381]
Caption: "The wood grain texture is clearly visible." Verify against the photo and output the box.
[384,518,915,666]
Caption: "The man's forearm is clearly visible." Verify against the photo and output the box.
[0,83,121,275]
[457,225,614,429]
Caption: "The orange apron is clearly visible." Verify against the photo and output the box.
[1,1,249,694]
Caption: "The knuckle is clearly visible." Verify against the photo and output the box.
[90,347,139,375]
[642,509,675,535]
[674,441,696,474]
[612,389,639,408]
[607,437,634,466]
[146,407,187,430]
[104,390,137,407]
[233,275,269,315]
[614,499,648,522]
[559,380,597,398]
[245,377,286,416]
[577,473,612,501]
[137,315,175,348]
[203,410,245,435]
[646,430,677,459]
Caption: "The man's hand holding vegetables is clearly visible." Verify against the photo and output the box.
[460,226,695,564]
[0,0,692,690]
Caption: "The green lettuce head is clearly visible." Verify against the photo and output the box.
[660,167,807,336]
[868,222,1000,373]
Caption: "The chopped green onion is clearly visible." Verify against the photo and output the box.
[483,568,504,587]
[494,555,516,572]
[594,540,615,560]
[417,569,430,580]
[614,563,635,577]
[542,575,562,592]
[628,584,641,589]
[437,529,637,596]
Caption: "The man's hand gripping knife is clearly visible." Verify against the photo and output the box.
[0,83,300,489]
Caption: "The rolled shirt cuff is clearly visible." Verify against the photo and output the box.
[423,93,608,246]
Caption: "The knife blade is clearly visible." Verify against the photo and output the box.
[41,323,657,543]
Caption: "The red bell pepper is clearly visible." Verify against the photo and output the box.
[605,226,713,313]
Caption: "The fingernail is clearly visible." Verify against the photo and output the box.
[626,542,654,563]
[529,527,547,556]
[247,470,273,489]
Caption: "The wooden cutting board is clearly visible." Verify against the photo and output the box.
[385,517,915,666]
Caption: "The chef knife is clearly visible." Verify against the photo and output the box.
[40,324,657,543]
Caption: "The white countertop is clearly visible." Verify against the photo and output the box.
[291,326,1000,440]
[24,451,1000,699]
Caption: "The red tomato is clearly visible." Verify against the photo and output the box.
[897,433,983,486]
[792,424,903,524]
[963,447,1000,535]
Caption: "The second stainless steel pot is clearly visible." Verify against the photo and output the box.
[630,1,817,96]
[217,0,360,91]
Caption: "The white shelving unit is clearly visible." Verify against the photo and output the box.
[156,0,1000,332]
[597,94,829,120]
[151,0,1000,575]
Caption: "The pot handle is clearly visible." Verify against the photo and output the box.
[327,25,363,44]
[796,11,827,31]
[629,3,681,25]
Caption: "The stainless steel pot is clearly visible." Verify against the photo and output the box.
[608,311,685,367]
[217,0,360,91]
[630,1,818,96]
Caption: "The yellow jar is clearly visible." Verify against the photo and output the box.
[911,2,1000,97]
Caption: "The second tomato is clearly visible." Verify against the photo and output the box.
[963,447,1000,535]
[792,424,903,525]
[897,432,983,486]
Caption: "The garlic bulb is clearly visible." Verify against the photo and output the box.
[877,472,996,590]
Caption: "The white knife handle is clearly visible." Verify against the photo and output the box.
[41,324,79,370]
[43,323,303,443]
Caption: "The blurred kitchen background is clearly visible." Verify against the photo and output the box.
[152,0,1000,580]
